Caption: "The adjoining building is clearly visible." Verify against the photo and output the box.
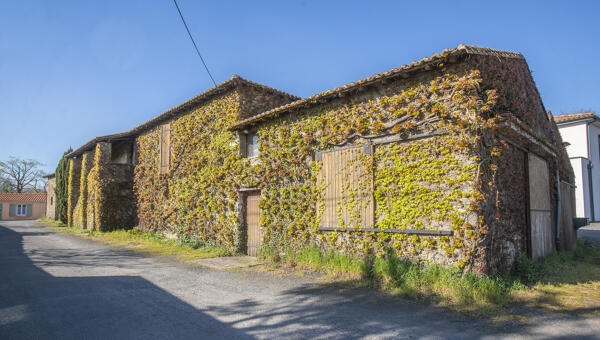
[554,112,600,222]
[0,193,47,220]
[43,173,56,220]
[65,76,298,233]
[64,45,577,273]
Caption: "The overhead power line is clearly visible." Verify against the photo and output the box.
[172,0,217,86]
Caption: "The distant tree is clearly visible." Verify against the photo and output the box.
[0,157,45,193]
[0,177,12,192]
[54,148,72,224]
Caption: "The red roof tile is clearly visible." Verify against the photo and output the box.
[553,112,596,123]
[0,193,46,202]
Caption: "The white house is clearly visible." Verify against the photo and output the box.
[555,112,600,221]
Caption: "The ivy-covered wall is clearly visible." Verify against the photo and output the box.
[72,150,94,229]
[67,158,81,228]
[67,142,136,232]
[249,64,490,270]
[242,53,573,274]
[133,86,296,250]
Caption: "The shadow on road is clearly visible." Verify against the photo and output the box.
[0,225,253,339]
[2,222,598,339]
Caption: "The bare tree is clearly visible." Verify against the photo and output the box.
[0,157,46,193]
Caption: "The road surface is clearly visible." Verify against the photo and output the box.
[1,220,598,339]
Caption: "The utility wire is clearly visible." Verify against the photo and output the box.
[172,0,217,86]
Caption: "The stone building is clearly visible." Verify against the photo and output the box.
[66,76,298,233]
[64,45,576,273]
[43,173,56,220]
[230,45,576,273]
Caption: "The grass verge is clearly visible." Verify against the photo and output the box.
[42,222,232,262]
[261,240,600,316]
[37,217,65,228]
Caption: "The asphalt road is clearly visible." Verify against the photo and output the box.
[1,221,599,339]
[579,223,600,246]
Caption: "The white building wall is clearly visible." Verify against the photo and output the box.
[587,123,600,220]
[558,120,600,221]
[561,124,588,158]
[571,157,589,217]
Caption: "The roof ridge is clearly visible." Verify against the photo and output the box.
[231,44,524,130]
[232,75,301,100]
[67,75,300,158]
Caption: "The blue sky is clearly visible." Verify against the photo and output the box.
[1,0,599,174]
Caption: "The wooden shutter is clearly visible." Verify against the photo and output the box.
[528,153,553,259]
[160,123,171,174]
[26,204,32,217]
[318,146,373,228]
[9,204,15,217]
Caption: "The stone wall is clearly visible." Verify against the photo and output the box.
[237,83,298,120]
[67,142,136,232]
[87,142,136,231]
[45,177,56,220]
[67,158,81,228]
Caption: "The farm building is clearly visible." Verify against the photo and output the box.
[65,45,576,274]
[65,76,298,235]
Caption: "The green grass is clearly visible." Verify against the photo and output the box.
[37,217,65,227]
[45,224,232,262]
[262,241,600,316]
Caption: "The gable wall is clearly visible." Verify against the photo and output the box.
[133,88,293,251]
[469,55,575,272]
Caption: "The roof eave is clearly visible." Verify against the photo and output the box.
[555,116,597,127]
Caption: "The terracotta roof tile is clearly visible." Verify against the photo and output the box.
[230,44,524,130]
[553,112,596,124]
[0,193,46,202]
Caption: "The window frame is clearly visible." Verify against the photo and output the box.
[16,204,27,217]
[246,133,260,159]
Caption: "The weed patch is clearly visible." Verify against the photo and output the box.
[37,218,65,228]
[262,240,600,316]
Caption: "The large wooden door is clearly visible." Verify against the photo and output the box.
[528,153,554,260]
[246,192,261,257]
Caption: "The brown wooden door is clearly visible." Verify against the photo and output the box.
[246,192,261,257]
[528,153,554,260]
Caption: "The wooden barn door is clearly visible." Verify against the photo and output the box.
[528,153,554,260]
[246,192,262,257]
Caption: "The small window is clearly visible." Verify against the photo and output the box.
[50,197,53,205]
[16,204,27,217]
[246,133,259,158]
